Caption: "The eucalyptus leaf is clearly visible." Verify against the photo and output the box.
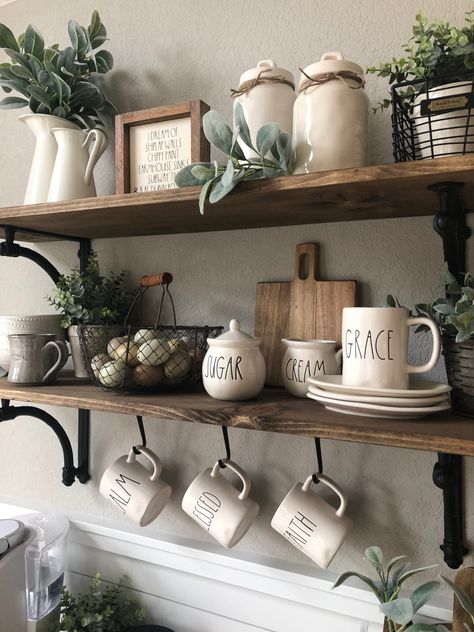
[275,131,292,171]
[397,565,438,588]
[27,84,51,107]
[410,580,440,613]
[380,597,414,625]
[332,571,383,600]
[234,100,254,150]
[191,164,214,182]
[3,48,30,69]
[199,176,220,215]
[10,64,30,78]
[221,158,235,188]
[441,575,474,617]
[175,162,214,187]
[95,50,113,73]
[203,110,233,154]
[0,23,19,52]
[365,546,384,571]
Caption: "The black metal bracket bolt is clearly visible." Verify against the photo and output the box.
[429,181,471,568]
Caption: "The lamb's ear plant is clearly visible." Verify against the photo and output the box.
[415,263,474,342]
[174,101,292,214]
[367,10,474,111]
[440,575,474,631]
[333,546,447,632]
[0,10,115,128]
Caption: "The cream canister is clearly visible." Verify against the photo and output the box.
[292,52,368,173]
[202,319,265,401]
[281,339,342,398]
[232,59,295,161]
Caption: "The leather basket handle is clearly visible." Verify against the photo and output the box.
[140,273,173,287]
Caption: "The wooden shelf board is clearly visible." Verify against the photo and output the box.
[1,377,473,456]
[0,156,473,242]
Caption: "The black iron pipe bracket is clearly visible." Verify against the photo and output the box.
[429,181,471,568]
[0,399,88,486]
[433,453,468,568]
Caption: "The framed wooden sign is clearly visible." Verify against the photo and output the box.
[115,100,210,194]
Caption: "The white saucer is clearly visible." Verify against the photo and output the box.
[307,375,451,398]
[306,392,451,419]
[306,384,450,408]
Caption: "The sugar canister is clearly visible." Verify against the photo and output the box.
[202,319,266,401]
[292,52,368,173]
[232,59,295,161]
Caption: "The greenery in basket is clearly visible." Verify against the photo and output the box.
[415,263,474,343]
[367,11,474,111]
[47,252,135,328]
[174,101,292,214]
[60,573,145,632]
[333,546,447,632]
[0,10,115,128]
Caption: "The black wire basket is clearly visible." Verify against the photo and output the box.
[78,273,223,392]
[391,71,474,162]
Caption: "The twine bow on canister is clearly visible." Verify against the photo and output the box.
[299,67,365,93]
[230,67,295,98]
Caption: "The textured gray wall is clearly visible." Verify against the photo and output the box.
[0,0,472,594]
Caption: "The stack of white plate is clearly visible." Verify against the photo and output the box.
[306,375,452,420]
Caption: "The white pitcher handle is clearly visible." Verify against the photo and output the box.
[83,128,108,185]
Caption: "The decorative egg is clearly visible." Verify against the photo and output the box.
[132,363,165,388]
[164,350,192,380]
[107,336,128,359]
[188,348,206,370]
[90,353,111,380]
[134,329,159,345]
[168,337,188,352]
[181,334,194,350]
[114,342,140,367]
[98,359,126,387]
[137,338,171,366]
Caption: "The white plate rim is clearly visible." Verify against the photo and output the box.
[307,375,451,398]
[306,391,451,414]
[306,384,450,407]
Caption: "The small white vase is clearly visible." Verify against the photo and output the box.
[19,113,80,205]
[68,325,89,379]
[47,127,108,202]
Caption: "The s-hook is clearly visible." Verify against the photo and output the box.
[312,438,323,484]
[218,426,231,468]
[132,416,147,455]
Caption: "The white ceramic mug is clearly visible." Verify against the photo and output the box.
[281,339,342,397]
[182,459,259,548]
[99,446,172,527]
[342,307,441,389]
[271,473,352,568]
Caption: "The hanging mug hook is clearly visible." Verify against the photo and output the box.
[218,426,231,469]
[312,437,323,484]
[132,416,147,455]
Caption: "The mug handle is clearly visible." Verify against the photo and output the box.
[406,316,441,375]
[335,348,343,367]
[211,459,251,501]
[126,446,162,482]
[302,473,347,518]
[83,128,109,185]
[42,340,69,382]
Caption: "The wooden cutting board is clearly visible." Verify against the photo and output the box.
[255,243,357,386]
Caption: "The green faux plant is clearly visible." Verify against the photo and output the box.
[60,573,145,632]
[174,101,292,214]
[441,575,474,631]
[0,10,115,128]
[367,11,474,111]
[47,252,135,328]
[333,546,446,632]
[415,263,474,343]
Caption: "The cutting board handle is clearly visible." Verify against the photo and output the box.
[294,243,318,282]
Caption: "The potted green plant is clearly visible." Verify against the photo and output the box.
[174,102,292,214]
[441,573,474,630]
[47,252,134,378]
[333,546,446,632]
[415,264,474,417]
[60,573,145,632]
[367,11,474,158]
[0,10,115,203]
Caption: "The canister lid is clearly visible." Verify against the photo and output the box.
[208,319,260,346]
[299,52,364,91]
[238,59,295,90]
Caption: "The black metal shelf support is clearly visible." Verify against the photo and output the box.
[430,181,471,568]
[0,224,91,486]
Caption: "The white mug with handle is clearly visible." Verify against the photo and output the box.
[342,307,441,389]
[182,458,259,548]
[99,445,172,527]
[271,473,352,568]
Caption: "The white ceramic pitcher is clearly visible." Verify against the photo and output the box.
[47,127,108,202]
[19,113,80,205]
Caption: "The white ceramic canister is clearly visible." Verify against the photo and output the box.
[232,59,296,161]
[202,319,265,401]
[281,339,342,398]
[292,52,369,173]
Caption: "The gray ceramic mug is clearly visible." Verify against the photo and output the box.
[8,333,68,384]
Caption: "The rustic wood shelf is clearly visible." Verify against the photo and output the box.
[1,377,473,456]
[1,156,474,242]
